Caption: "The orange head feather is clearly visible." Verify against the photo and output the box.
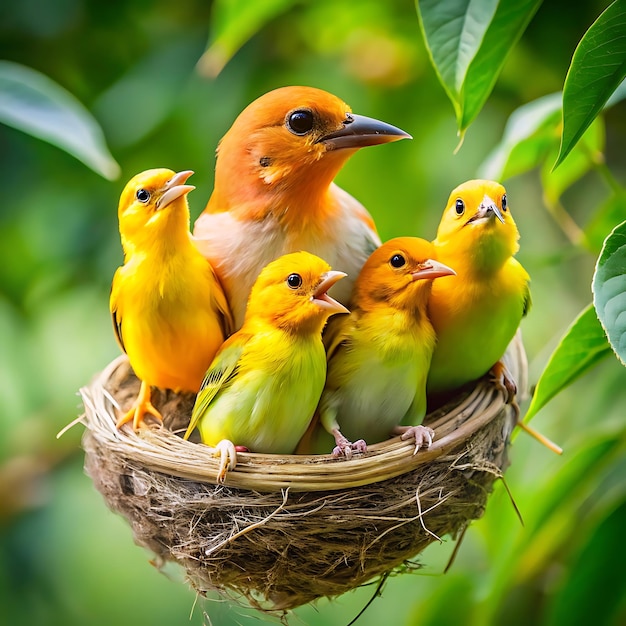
[243,251,349,335]
[207,86,410,225]
[352,237,456,313]
[434,179,520,274]
[118,168,195,256]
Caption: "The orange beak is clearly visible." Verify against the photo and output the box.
[412,260,456,281]
[156,170,195,209]
[311,271,350,314]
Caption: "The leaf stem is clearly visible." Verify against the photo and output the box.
[591,156,624,195]
[542,194,585,245]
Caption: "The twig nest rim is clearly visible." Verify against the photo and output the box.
[80,358,515,492]
[79,334,526,612]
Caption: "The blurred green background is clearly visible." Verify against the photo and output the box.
[1,0,625,624]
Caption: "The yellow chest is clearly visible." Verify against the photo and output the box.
[115,252,225,392]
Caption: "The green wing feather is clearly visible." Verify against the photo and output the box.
[523,281,532,317]
[183,336,245,440]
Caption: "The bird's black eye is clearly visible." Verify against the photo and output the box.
[501,194,508,212]
[287,273,303,289]
[287,109,314,135]
[136,188,150,203]
[455,198,465,215]
[390,253,406,268]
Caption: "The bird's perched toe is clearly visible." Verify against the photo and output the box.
[395,425,436,455]
[489,360,517,404]
[331,431,367,459]
[213,440,238,483]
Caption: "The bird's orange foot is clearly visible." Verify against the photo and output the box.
[116,381,163,430]
[213,439,238,482]
[331,429,367,459]
[395,425,435,455]
[490,360,517,403]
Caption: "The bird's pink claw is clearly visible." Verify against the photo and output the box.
[396,425,436,455]
[213,439,238,482]
[331,432,367,459]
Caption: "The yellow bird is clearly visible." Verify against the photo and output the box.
[298,238,455,457]
[427,179,530,398]
[184,251,348,481]
[111,169,233,430]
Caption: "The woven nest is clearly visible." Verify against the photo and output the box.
[79,333,527,613]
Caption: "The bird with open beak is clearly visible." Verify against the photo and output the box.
[184,251,349,481]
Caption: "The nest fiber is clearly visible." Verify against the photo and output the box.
[80,335,526,612]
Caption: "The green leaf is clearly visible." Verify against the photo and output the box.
[592,219,626,365]
[554,0,626,168]
[605,73,626,106]
[417,0,543,135]
[0,61,120,180]
[584,192,626,254]
[524,304,612,422]
[479,93,561,180]
[93,39,200,149]
[197,0,299,77]
[541,116,604,205]
[546,499,626,626]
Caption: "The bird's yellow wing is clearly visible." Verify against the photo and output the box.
[110,267,126,354]
[183,336,245,440]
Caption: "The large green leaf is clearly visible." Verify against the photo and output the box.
[592,219,626,365]
[524,304,612,423]
[0,61,120,180]
[554,0,626,168]
[416,0,543,136]
[479,93,561,180]
[197,0,299,77]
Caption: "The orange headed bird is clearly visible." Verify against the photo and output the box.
[298,238,455,458]
[193,86,411,328]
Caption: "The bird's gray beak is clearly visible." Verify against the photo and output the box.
[470,194,505,224]
[319,113,411,150]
